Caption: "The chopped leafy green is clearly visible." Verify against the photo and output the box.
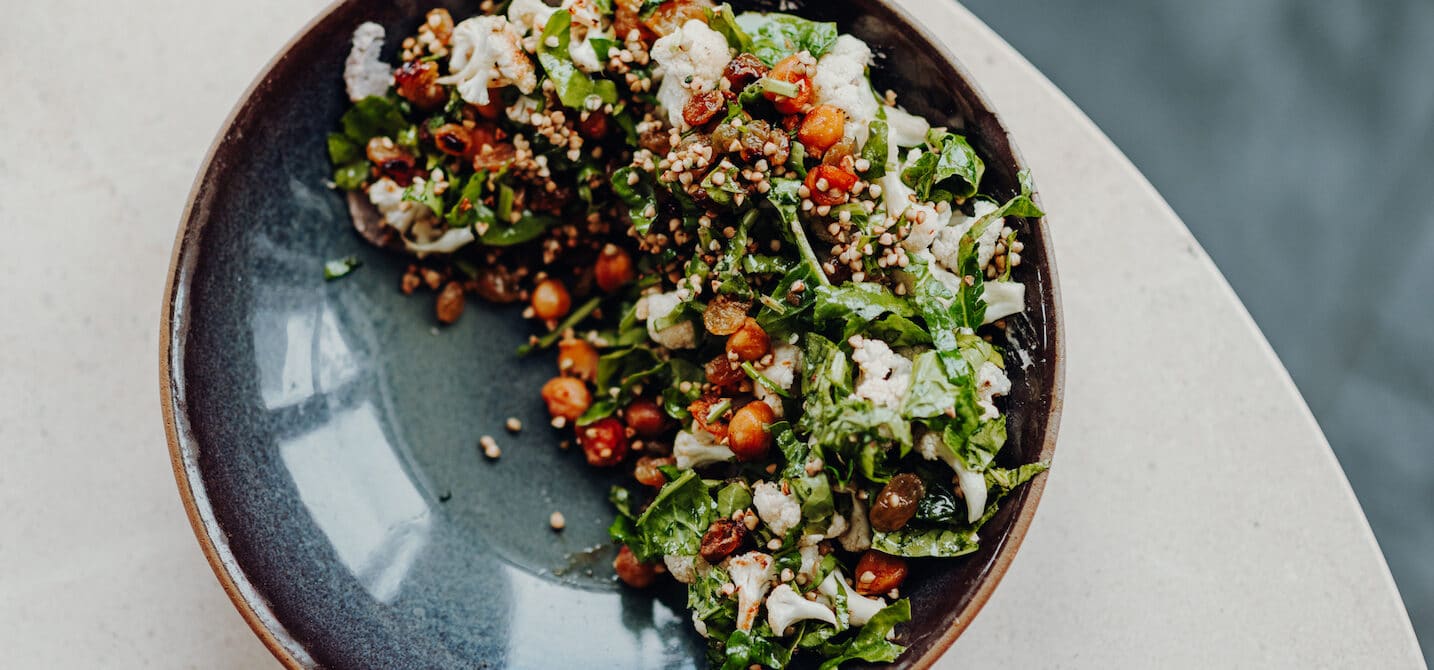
[816,600,911,669]
[861,119,889,180]
[716,481,753,518]
[900,129,984,202]
[339,96,407,144]
[332,161,370,190]
[720,628,790,670]
[871,526,980,558]
[480,213,556,246]
[612,166,658,235]
[517,296,602,355]
[736,12,840,65]
[322,256,362,280]
[631,470,718,560]
[536,10,619,110]
[707,4,752,52]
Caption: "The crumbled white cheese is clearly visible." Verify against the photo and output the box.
[982,281,1026,325]
[974,361,1011,421]
[344,22,392,102]
[850,335,913,410]
[752,481,802,537]
[753,342,801,415]
[813,35,880,147]
[439,16,537,106]
[650,20,731,130]
[642,291,697,349]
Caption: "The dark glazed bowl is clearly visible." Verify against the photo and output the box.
[160,0,1064,667]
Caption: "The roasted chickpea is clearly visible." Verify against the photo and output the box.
[624,398,669,438]
[727,401,775,461]
[642,0,714,37]
[435,281,465,325]
[699,518,749,563]
[687,397,729,440]
[869,473,925,532]
[798,105,848,156]
[580,417,630,467]
[473,90,504,120]
[540,376,591,421]
[530,278,572,320]
[557,337,599,381]
[804,164,859,207]
[613,545,658,588]
[854,550,909,596]
[633,455,675,488]
[765,54,814,115]
[725,318,770,362]
[594,244,636,293]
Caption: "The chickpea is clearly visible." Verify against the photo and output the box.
[580,417,630,467]
[868,473,925,532]
[594,244,636,293]
[727,401,775,461]
[624,398,669,438]
[798,105,848,156]
[613,545,658,588]
[540,376,591,421]
[766,54,813,115]
[472,89,504,120]
[853,550,909,596]
[557,337,599,381]
[530,278,572,321]
[633,455,675,488]
[725,318,770,363]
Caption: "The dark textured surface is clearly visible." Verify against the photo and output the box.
[961,0,1434,662]
[163,0,1061,667]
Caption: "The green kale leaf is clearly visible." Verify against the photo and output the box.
[537,10,619,110]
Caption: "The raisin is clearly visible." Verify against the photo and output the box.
[700,518,748,563]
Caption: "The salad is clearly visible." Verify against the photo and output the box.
[327,1,1048,667]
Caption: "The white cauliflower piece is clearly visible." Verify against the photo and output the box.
[664,554,711,584]
[506,0,556,34]
[823,512,848,540]
[838,493,871,552]
[766,584,838,636]
[975,361,1011,422]
[797,534,824,583]
[813,35,880,147]
[650,20,731,130]
[563,0,603,30]
[369,178,475,257]
[753,481,802,537]
[642,291,697,349]
[674,429,735,469]
[440,16,537,106]
[344,23,392,102]
[883,151,950,253]
[367,178,419,231]
[692,610,709,638]
[850,336,913,409]
[982,281,1027,325]
[753,342,801,415]
[726,551,776,632]
[818,568,887,626]
[506,95,542,124]
[916,431,987,523]
[884,105,930,147]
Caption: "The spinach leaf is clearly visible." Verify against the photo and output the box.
[332,161,370,190]
[812,282,913,338]
[327,133,362,165]
[792,472,834,525]
[907,259,967,370]
[816,600,911,669]
[480,213,556,246]
[900,351,968,420]
[861,119,889,180]
[765,178,828,286]
[721,628,790,670]
[609,485,637,518]
[446,172,497,229]
[900,130,984,202]
[612,166,658,235]
[322,256,362,280]
[870,525,980,558]
[537,10,619,110]
[633,470,717,560]
[716,482,753,518]
[867,313,932,346]
[340,96,407,143]
[707,4,752,52]
[986,460,1048,493]
[402,175,444,216]
[736,12,840,65]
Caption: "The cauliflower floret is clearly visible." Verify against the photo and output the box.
[725,551,776,632]
[692,610,709,638]
[569,31,606,73]
[753,342,801,415]
[982,281,1026,325]
[506,94,542,124]
[838,493,871,552]
[975,361,1011,421]
[883,151,950,253]
[813,35,880,147]
[369,178,476,257]
[344,23,392,102]
[884,105,931,148]
[650,20,731,130]
[796,534,824,583]
[506,0,556,34]
[674,429,735,469]
[823,512,848,540]
[849,335,913,409]
[767,584,838,636]
[439,16,537,106]
[752,481,802,537]
[916,431,987,523]
[818,568,888,626]
[664,554,711,584]
[367,178,419,230]
[642,291,697,349]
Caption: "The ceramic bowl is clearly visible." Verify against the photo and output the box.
[160,0,1064,667]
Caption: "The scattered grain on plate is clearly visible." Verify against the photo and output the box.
[505,417,523,432]
[549,511,566,531]
[480,435,501,459]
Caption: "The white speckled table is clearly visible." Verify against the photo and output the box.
[0,0,1423,667]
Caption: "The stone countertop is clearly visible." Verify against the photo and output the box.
[0,0,1422,667]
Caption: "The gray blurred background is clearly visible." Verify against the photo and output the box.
[961,0,1434,660]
